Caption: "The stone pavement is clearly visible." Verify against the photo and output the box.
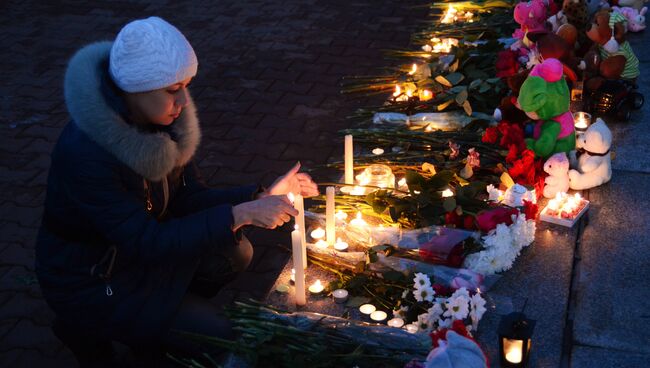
[0,0,429,366]
[1,1,650,368]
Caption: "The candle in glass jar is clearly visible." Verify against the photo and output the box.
[573,112,591,132]
[326,186,335,246]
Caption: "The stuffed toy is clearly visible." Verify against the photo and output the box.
[618,0,648,11]
[563,0,591,49]
[425,331,488,368]
[586,0,610,15]
[543,152,570,198]
[494,70,531,123]
[568,118,612,189]
[537,31,585,83]
[586,10,640,80]
[517,58,576,158]
[613,6,647,32]
[548,10,569,31]
[513,0,549,49]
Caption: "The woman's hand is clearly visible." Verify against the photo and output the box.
[232,195,298,230]
[263,162,319,198]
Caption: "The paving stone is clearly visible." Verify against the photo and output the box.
[573,170,650,354]
[475,220,578,368]
[571,346,650,368]
[0,319,63,357]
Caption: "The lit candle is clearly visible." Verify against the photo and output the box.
[398,178,407,188]
[372,148,384,155]
[370,311,388,322]
[393,85,401,97]
[335,210,348,221]
[408,63,417,75]
[441,188,454,197]
[291,225,306,306]
[310,227,325,240]
[315,239,328,249]
[404,324,419,333]
[425,125,433,132]
[419,89,433,101]
[308,279,325,295]
[573,112,591,132]
[288,192,307,269]
[359,304,376,316]
[290,268,295,284]
[504,339,523,363]
[387,318,405,328]
[332,289,349,304]
[350,211,367,228]
[326,186,335,246]
[345,135,354,185]
[334,238,349,252]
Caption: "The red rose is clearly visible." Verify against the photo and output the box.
[482,126,499,144]
[476,207,519,232]
[432,284,454,296]
[505,144,520,164]
[497,121,525,150]
[523,200,539,220]
[444,211,463,228]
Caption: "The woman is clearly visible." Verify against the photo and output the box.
[35,17,318,366]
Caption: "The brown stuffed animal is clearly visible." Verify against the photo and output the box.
[494,70,531,123]
[537,29,584,83]
[563,0,592,52]
[586,10,639,82]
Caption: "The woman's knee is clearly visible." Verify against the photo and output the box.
[228,234,253,272]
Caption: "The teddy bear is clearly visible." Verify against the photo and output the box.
[618,0,648,11]
[613,6,647,32]
[517,58,576,158]
[543,152,570,198]
[586,10,640,81]
[563,0,591,51]
[568,118,612,190]
[513,0,549,51]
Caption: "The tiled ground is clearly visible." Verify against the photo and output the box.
[0,0,429,366]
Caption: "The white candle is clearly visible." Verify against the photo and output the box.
[308,279,325,295]
[441,188,454,197]
[310,227,325,240]
[326,186,335,246]
[332,289,349,304]
[504,339,524,363]
[359,304,376,315]
[344,135,354,184]
[335,210,348,221]
[291,225,306,306]
[387,318,405,328]
[404,324,419,334]
[290,268,295,284]
[372,148,384,155]
[315,239,328,249]
[289,193,307,269]
[350,211,367,228]
[334,238,349,252]
[370,311,388,322]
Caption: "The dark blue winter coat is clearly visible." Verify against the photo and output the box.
[35,42,257,345]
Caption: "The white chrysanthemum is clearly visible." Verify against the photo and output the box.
[444,296,470,320]
[451,287,470,300]
[510,214,536,249]
[417,312,434,333]
[413,272,432,290]
[486,184,501,202]
[414,285,435,302]
[470,293,487,322]
[482,223,512,250]
[463,247,515,275]
[427,303,444,324]
[393,305,409,319]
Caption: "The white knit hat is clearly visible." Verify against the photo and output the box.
[109,17,198,93]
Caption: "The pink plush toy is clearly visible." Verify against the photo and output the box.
[613,6,647,32]
[514,0,549,44]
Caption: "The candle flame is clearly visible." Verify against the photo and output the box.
[398,178,407,187]
[441,189,454,197]
[393,85,401,97]
[420,89,433,101]
[287,192,295,204]
[408,63,417,75]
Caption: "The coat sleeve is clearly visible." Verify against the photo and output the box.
[168,162,261,217]
[62,154,239,263]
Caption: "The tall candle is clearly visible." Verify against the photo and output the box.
[344,135,354,184]
[293,193,307,269]
[291,225,306,306]
[326,186,335,246]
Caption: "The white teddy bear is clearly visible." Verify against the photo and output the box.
[568,118,613,190]
[543,152,570,198]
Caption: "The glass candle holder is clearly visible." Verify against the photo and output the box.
[573,112,591,133]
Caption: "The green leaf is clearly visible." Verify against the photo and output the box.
[486,77,501,84]
[443,197,457,212]
[435,75,452,87]
[455,88,468,105]
[346,296,371,308]
[479,82,491,93]
[445,72,465,86]
[429,170,455,189]
[449,58,460,72]
[405,170,426,189]
[382,270,405,282]
[469,79,483,90]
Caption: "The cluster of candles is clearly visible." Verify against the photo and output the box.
[392,84,433,102]
[544,192,587,219]
[422,37,459,54]
[440,5,474,24]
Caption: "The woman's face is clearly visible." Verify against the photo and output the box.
[124,77,193,126]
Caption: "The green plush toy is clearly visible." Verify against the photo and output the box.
[518,58,576,158]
